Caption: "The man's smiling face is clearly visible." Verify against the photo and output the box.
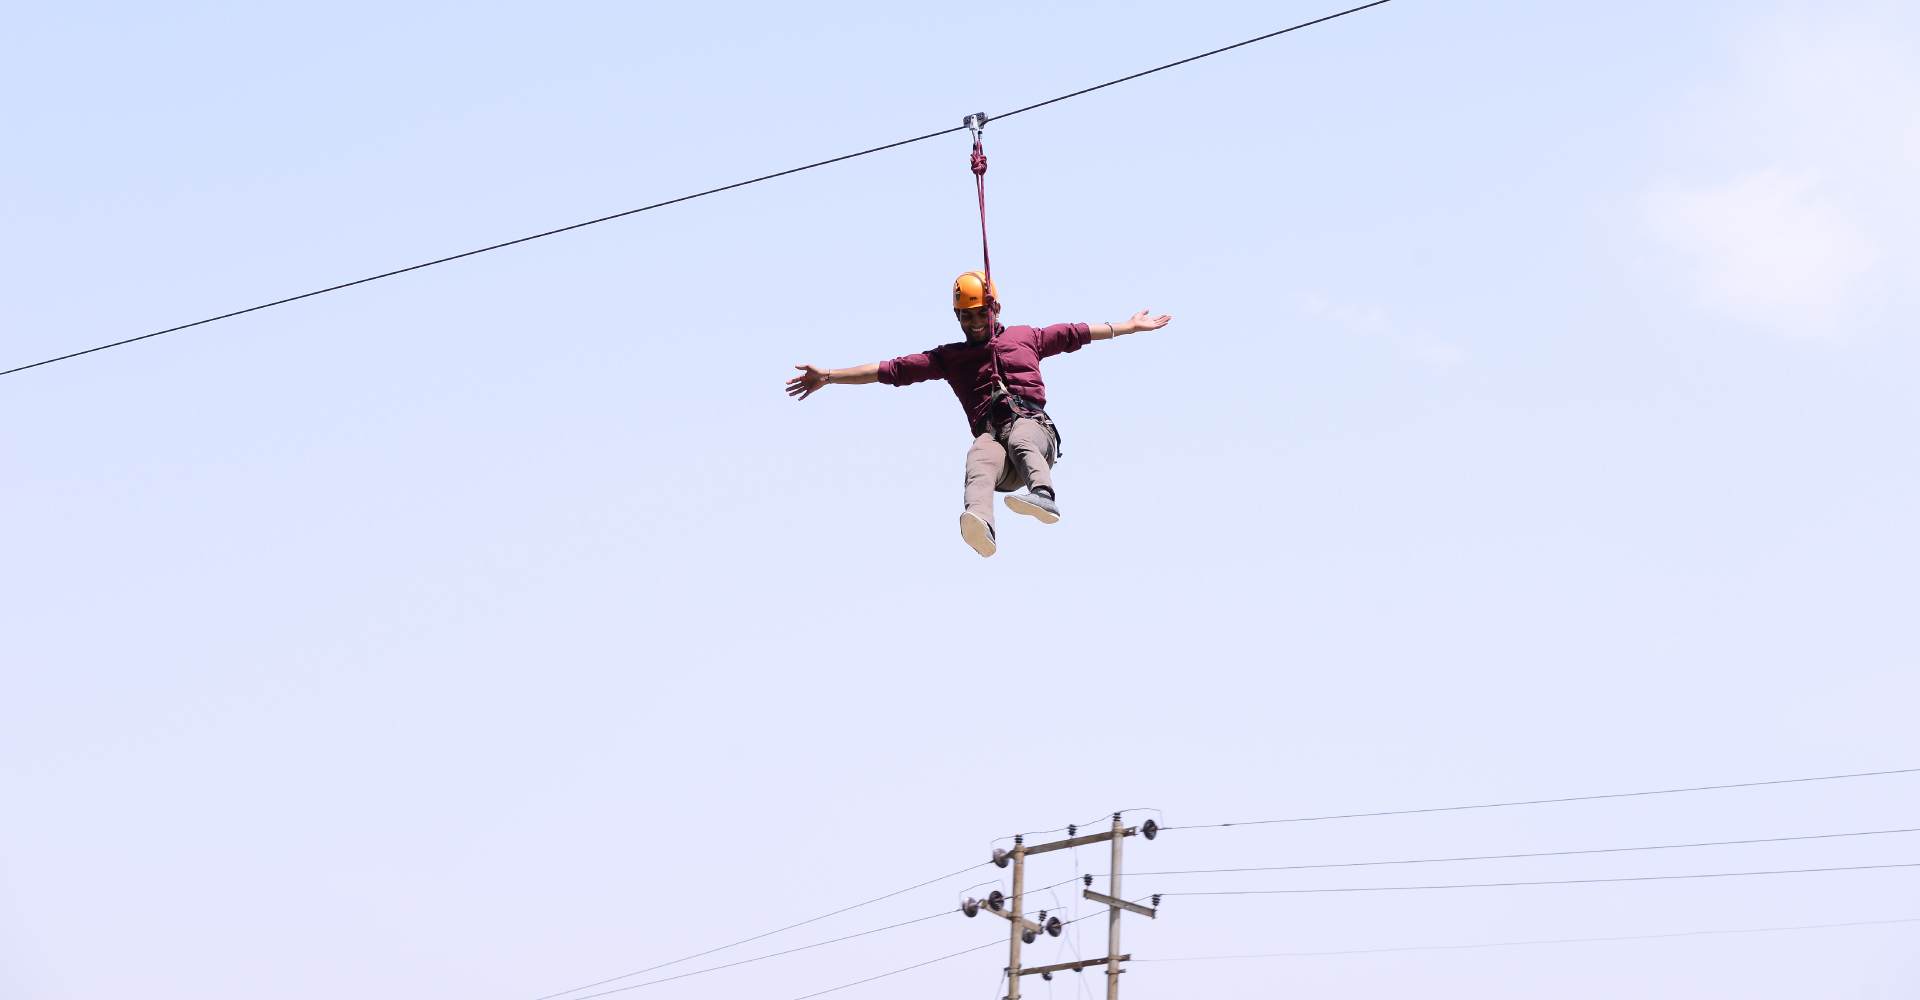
[955,302,999,343]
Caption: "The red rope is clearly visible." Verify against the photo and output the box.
[971,137,993,309]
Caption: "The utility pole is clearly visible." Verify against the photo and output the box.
[1106,813,1123,1000]
[963,815,1160,1000]
[1008,836,1025,998]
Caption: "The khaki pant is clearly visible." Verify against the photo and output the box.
[965,417,1056,527]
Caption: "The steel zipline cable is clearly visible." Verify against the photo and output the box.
[1,0,1396,379]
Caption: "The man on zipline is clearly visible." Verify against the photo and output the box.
[786,271,1171,557]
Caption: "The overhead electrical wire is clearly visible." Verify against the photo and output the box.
[1158,765,1920,831]
[781,939,1005,1000]
[688,878,1920,1000]
[708,827,1919,997]
[776,904,1135,1000]
[1068,841,1092,1000]
[529,860,990,1000]
[554,910,960,1000]
[1121,826,1920,877]
[531,768,1916,1000]
[536,873,1087,1000]
[1160,861,1920,896]
[676,902,1917,1000]
[1,0,1395,378]
[1132,916,1920,962]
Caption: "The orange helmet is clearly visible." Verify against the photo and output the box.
[953,271,998,310]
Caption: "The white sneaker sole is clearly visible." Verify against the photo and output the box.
[1004,494,1060,524]
[959,511,997,557]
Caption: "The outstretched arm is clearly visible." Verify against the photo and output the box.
[1090,310,1172,341]
[786,362,880,401]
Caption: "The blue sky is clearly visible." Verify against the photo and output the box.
[3,1,1917,998]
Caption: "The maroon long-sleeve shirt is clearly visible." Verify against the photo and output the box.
[876,323,1092,431]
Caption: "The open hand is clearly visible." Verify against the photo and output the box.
[786,364,830,401]
[1127,309,1172,333]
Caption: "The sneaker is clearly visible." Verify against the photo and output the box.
[1004,489,1060,524]
[959,511,997,557]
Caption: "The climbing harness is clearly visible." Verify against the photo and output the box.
[962,111,1064,463]
[979,350,1064,458]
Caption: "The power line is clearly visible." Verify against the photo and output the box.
[529,768,1915,1000]
[731,909,1920,1000]
[3,0,1397,379]
[1132,916,1920,962]
[1159,766,1920,831]
[529,861,989,1000]
[1160,861,1920,896]
[1123,826,1920,876]
[560,910,960,1000]
[773,911,1125,1000]
[537,872,1088,1000]
[783,939,1003,1000]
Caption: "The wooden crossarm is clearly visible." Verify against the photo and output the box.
[1023,828,1136,857]
[1083,890,1155,918]
[1016,955,1130,978]
[978,905,1042,934]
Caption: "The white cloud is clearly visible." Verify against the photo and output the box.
[1297,293,1462,365]
[1645,169,1879,338]
[1644,4,1920,339]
